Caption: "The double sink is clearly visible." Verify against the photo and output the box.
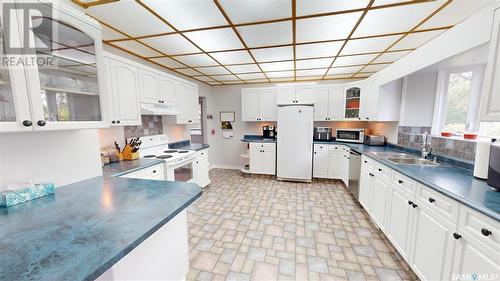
[370,152,439,166]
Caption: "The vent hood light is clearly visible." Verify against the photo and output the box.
[140,103,180,115]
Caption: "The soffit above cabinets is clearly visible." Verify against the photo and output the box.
[78,0,494,85]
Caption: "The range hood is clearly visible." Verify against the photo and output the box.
[140,103,180,115]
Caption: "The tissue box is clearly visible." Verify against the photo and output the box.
[0,183,55,207]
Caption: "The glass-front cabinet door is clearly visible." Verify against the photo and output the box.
[344,87,361,120]
[22,2,107,130]
[0,9,33,132]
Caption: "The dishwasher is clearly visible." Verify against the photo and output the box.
[348,150,361,200]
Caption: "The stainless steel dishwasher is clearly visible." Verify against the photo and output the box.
[348,150,361,200]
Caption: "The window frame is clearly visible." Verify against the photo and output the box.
[431,65,486,135]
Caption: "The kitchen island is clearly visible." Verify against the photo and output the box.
[0,160,202,281]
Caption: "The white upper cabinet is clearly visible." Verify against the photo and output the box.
[277,86,315,105]
[362,78,402,121]
[480,9,500,121]
[139,69,161,105]
[314,85,343,121]
[343,82,364,120]
[105,55,141,126]
[159,76,176,104]
[241,88,277,121]
[1,2,107,132]
[174,82,198,124]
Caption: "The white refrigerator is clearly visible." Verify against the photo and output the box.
[277,105,314,182]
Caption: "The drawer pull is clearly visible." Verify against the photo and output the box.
[428,198,435,203]
[412,203,418,208]
[408,200,413,206]
[152,170,156,173]
[481,228,492,237]
[398,180,403,184]
[378,168,382,172]
[364,160,367,163]
[453,233,462,240]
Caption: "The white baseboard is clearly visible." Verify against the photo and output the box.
[209,164,241,170]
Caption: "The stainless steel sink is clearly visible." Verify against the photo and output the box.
[370,152,414,159]
[386,157,439,166]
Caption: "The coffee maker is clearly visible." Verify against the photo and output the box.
[262,125,276,140]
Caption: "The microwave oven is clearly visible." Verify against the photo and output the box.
[336,129,365,143]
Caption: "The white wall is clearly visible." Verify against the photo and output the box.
[0,130,102,191]
[400,71,438,127]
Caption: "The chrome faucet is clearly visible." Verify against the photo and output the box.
[421,131,430,159]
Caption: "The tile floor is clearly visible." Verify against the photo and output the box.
[186,169,417,281]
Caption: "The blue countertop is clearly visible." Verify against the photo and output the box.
[102,158,166,177]
[241,135,276,143]
[169,140,209,151]
[0,160,202,281]
[316,141,500,221]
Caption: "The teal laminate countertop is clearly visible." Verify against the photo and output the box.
[314,140,500,221]
[0,159,202,281]
[241,135,276,143]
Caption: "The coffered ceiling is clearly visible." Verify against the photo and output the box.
[72,0,493,86]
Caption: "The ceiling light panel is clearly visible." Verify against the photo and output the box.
[353,1,444,37]
[237,21,293,48]
[296,13,362,43]
[296,69,328,77]
[175,54,218,66]
[149,57,185,68]
[327,66,364,75]
[237,73,267,80]
[325,73,356,79]
[296,75,324,81]
[226,64,262,73]
[363,63,390,72]
[175,68,201,76]
[109,40,163,57]
[87,1,174,37]
[417,1,492,30]
[140,34,200,55]
[296,0,369,17]
[210,50,254,65]
[296,41,344,59]
[195,76,216,82]
[390,30,445,50]
[184,28,244,52]
[195,66,231,75]
[260,61,294,72]
[341,35,400,55]
[140,0,228,30]
[251,46,294,62]
[219,0,291,24]
[296,58,334,69]
[333,53,378,67]
[101,26,126,41]
[266,71,295,78]
[216,75,240,81]
[372,50,412,63]
[246,79,269,83]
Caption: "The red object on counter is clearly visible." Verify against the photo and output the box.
[463,133,478,140]
[441,132,452,137]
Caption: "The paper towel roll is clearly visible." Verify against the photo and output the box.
[474,139,491,179]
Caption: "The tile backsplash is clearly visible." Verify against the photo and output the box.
[124,115,163,139]
[397,126,476,161]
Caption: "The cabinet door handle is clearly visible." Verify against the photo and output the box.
[398,180,403,184]
[188,120,193,123]
[364,160,367,163]
[453,233,462,240]
[111,120,116,124]
[412,203,418,208]
[116,120,121,124]
[481,228,492,236]
[378,168,382,172]
[152,170,156,173]
[22,120,33,127]
[408,200,413,206]
[37,120,46,127]
[428,198,435,203]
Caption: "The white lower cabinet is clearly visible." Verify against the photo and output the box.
[313,144,347,185]
[193,149,210,188]
[120,164,165,181]
[249,143,276,175]
[359,156,500,281]
[409,202,455,281]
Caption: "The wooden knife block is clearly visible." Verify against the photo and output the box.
[122,144,139,161]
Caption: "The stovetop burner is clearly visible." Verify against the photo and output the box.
[164,150,178,153]
[178,150,189,153]
[157,155,173,159]
[143,155,156,158]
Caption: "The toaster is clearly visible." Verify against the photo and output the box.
[487,141,500,190]
[364,135,386,146]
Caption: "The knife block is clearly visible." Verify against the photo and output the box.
[122,145,139,161]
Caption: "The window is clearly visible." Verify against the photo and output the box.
[432,66,484,136]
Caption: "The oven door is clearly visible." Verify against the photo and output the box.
[173,162,193,182]
[337,130,363,143]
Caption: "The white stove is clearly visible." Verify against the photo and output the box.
[129,134,197,182]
